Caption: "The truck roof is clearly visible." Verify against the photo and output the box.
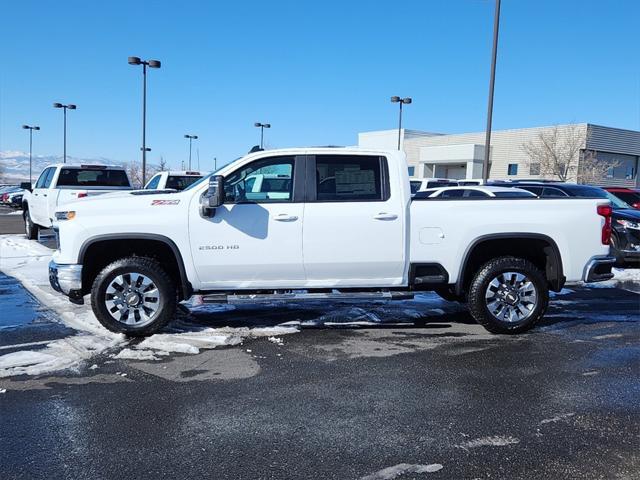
[47,163,126,170]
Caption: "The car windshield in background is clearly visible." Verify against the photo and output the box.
[494,191,536,198]
[166,176,202,190]
[567,186,631,209]
[56,168,130,187]
[410,181,421,194]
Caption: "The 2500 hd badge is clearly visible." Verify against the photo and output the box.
[199,244,240,251]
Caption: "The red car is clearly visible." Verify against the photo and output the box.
[604,187,640,210]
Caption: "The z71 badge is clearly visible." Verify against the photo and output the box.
[151,199,180,206]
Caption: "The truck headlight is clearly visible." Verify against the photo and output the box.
[55,211,76,221]
[616,219,640,230]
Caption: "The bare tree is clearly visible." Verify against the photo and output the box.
[158,156,167,171]
[126,161,143,188]
[577,150,621,185]
[522,124,585,181]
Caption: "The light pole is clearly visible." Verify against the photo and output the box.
[483,0,501,182]
[254,122,270,149]
[22,125,40,185]
[184,134,198,170]
[128,56,161,185]
[390,96,412,150]
[53,103,76,163]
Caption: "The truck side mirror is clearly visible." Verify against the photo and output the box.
[200,175,225,217]
[20,182,32,192]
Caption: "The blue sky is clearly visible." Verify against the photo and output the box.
[1,0,638,170]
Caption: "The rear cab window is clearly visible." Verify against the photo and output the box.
[56,168,131,188]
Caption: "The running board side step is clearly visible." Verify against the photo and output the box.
[201,291,414,304]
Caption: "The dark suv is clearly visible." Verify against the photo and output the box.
[507,183,640,267]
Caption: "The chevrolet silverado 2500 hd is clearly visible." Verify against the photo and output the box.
[22,164,132,238]
[48,148,615,336]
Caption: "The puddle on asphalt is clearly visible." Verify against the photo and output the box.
[0,272,56,329]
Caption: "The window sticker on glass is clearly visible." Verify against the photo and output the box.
[335,167,376,195]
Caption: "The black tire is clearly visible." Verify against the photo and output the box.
[610,234,624,267]
[24,208,39,240]
[467,256,549,334]
[434,287,466,303]
[90,256,177,336]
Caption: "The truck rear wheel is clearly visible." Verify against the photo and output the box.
[24,208,39,240]
[467,256,548,334]
[91,257,177,336]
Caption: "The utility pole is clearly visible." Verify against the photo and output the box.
[483,0,501,182]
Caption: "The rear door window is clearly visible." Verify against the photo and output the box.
[439,189,465,198]
[314,155,387,202]
[541,187,569,198]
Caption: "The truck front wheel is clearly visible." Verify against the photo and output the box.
[91,257,177,336]
[467,256,548,334]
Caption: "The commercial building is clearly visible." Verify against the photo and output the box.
[358,123,640,187]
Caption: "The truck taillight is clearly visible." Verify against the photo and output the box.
[77,192,88,199]
[597,204,612,245]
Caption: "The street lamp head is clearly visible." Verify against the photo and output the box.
[34,126,40,130]
[402,97,412,104]
[68,104,77,110]
[264,124,271,129]
[254,122,261,127]
[128,56,142,65]
[148,60,161,68]
[53,103,63,108]
[193,135,198,139]
[390,96,400,103]
[22,124,29,129]
[184,134,190,138]
[141,147,151,151]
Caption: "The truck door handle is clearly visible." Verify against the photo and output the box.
[373,212,398,221]
[273,213,298,222]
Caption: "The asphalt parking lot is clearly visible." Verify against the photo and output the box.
[1,211,639,480]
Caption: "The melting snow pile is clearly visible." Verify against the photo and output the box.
[0,235,299,378]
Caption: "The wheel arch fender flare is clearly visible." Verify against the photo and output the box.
[78,233,193,299]
[455,233,565,295]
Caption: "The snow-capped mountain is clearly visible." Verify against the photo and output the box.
[0,151,129,183]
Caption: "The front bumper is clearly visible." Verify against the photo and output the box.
[582,256,616,283]
[49,260,84,302]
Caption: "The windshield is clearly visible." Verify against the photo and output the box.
[569,186,631,209]
[57,168,131,187]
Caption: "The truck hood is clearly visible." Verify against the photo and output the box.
[56,189,186,214]
[613,208,640,221]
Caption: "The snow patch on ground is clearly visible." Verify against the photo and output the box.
[457,435,520,449]
[360,463,443,479]
[0,235,300,377]
[539,413,575,425]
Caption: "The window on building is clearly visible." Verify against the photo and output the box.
[529,163,540,175]
[507,164,518,176]
[407,166,415,177]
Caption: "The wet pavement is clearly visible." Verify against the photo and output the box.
[1,213,639,479]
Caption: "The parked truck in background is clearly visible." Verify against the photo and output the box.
[144,171,203,191]
[48,148,615,336]
[22,164,132,239]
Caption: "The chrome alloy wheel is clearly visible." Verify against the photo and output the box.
[105,273,160,326]
[484,271,538,323]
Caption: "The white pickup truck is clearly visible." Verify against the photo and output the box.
[22,164,132,239]
[48,148,615,336]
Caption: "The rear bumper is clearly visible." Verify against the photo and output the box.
[49,260,83,302]
[582,256,616,283]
